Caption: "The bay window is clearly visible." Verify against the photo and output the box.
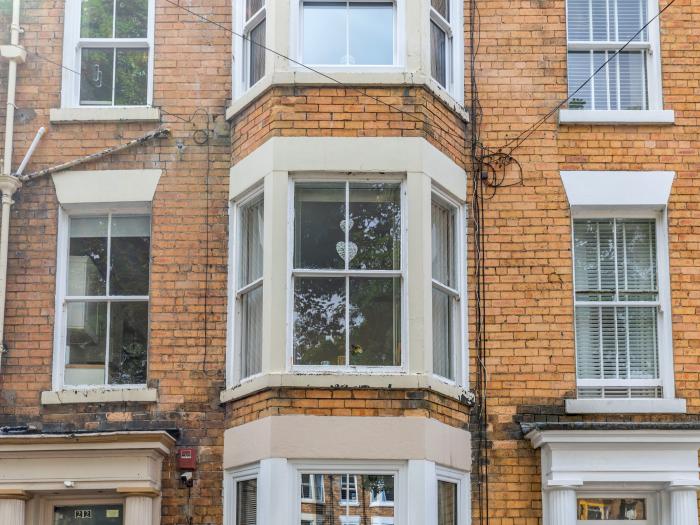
[300,1,396,66]
[566,0,660,111]
[291,180,404,370]
[58,212,150,388]
[573,217,664,399]
[231,190,264,382]
[63,0,154,106]
[233,0,266,95]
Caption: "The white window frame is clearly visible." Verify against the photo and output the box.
[292,460,406,525]
[227,185,265,387]
[371,518,394,525]
[564,0,664,111]
[233,0,266,99]
[224,465,260,525]
[52,204,151,391]
[575,491,657,524]
[571,208,674,400]
[287,174,408,374]
[431,186,468,385]
[300,473,325,503]
[60,0,155,108]
[294,0,402,68]
[429,0,462,97]
[436,465,470,525]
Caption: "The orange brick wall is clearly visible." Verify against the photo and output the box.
[472,0,700,522]
[231,85,468,167]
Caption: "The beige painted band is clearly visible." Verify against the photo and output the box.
[224,415,471,471]
[229,137,467,202]
[116,487,160,498]
[0,490,31,501]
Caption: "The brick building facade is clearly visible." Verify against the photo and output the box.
[1,0,699,524]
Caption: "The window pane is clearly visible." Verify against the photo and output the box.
[65,301,107,385]
[591,0,608,40]
[68,216,108,296]
[433,287,454,380]
[567,0,590,40]
[432,199,455,286]
[431,0,449,21]
[573,219,615,300]
[114,48,148,106]
[349,183,401,271]
[53,504,124,525]
[575,305,659,381]
[246,0,264,19]
[110,215,150,296]
[294,277,346,365]
[368,474,394,504]
[302,2,347,65]
[430,21,447,88]
[617,0,646,41]
[349,277,401,366]
[294,183,346,270]
[348,2,394,65]
[618,51,647,110]
[237,479,257,525]
[80,48,115,105]
[567,51,592,110]
[300,474,395,519]
[239,195,264,287]
[115,0,148,37]
[109,301,148,384]
[80,0,114,38]
[437,481,458,525]
[616,219,657,297]
[577,498,646,520]
[238,286,263,378]
[249,19,266,86]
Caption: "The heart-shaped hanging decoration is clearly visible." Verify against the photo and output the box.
[336,241,358,261]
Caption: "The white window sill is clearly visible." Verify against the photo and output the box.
[566,398,686,414]
[41,387,158,405]
[221,372,471,403]
[49,106,161,123]
[558,109,675,125]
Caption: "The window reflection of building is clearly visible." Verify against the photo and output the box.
[300,474,395,524]
[577,498,647,521]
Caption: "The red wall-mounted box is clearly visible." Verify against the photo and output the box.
[177,448,196,470]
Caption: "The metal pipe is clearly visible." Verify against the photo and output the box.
[2,0,22,177]
[14,127,46,176]
[0,0,23,374]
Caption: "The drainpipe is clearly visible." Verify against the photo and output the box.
[0,0,25,370]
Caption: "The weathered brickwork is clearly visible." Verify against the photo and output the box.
[223,388,470,430]
[231,85,468,168]
[472,0,700,522]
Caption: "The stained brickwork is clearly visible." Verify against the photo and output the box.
[231,85,468,168]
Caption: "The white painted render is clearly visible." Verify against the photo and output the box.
[51,169,162,204]
[558,109,675,125]
[527,429,700,525]
[49,107,161,123]
[223,415,472,471]
[40,387,158,405]
[560,170,675,210]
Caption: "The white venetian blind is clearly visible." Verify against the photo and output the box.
[236,478,257,525]
[573,219,661,398]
